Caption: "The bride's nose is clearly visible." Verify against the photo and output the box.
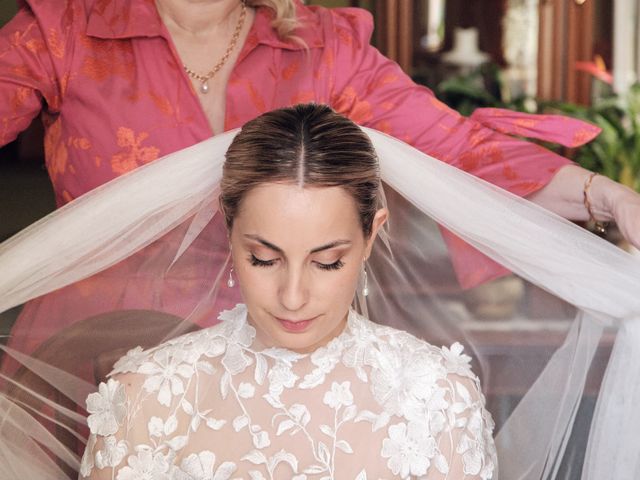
[278,265,309,312]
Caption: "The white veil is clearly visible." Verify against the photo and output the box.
[0,125,639,479]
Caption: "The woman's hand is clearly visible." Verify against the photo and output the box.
[603,181,640,249]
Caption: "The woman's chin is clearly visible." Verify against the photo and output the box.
[272,328,323,354]
[249,311,348,352]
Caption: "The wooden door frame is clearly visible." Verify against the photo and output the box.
[354,0,414,73]
[538,0,595,104]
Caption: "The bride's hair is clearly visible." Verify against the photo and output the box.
[246,0,299,40]
[221,103,381,236]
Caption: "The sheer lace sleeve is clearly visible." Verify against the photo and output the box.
[80,337,229,480]
[427,368,496,479]
[373,335,497,480]
[80,373,152,479]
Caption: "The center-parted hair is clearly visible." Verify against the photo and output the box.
[221,104,380,236]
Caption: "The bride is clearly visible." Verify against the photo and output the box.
[1,102,640,479]
[80,104,496,479]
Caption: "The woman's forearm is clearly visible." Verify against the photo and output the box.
[528,164,640,250]
[527,164,619,222]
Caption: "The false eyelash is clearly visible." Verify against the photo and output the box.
[249,254,276,267]
[316,259,345,271]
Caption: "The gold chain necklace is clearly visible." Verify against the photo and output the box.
[183,0,247,94]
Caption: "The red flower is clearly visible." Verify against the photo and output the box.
[575,55,613,85]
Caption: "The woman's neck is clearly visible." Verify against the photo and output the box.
[155,0,244,37]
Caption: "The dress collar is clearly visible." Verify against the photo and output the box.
[85,0,164,39]
[224,304,357,356]
[85,0,324,51]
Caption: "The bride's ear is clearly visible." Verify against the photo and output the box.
[364,208,389,257]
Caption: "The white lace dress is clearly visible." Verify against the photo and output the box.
[81,305,496,480]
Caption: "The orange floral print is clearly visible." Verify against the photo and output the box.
[282,61,300,80]
[371,73,399,90]
[111,127,160,174]
[47,28,65,59]
[572,129,597,147]
[335,26,354,48]
[321,49,335,71]
[373,120,392,134]
[291,91,316,104]
[80,38,135,82]
[44,119,68,180]
[459,144,504,172]
[515,118,537,129]
[10,86,30,110]
[380,101,394,111]
[149,92,174,117]
[67,137,91,150]
[332,86,373,124]
[24,37,47,54]
[502,162,518,181]
[466,125,491,148]
[246,82,266,112]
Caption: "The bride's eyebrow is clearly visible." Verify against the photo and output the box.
[309,240,351,254]
[244,234,282,253]
[243,235,351,254]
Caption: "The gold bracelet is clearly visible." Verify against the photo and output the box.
[583,172,608,236]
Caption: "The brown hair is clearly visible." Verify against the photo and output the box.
[221,104,380,237]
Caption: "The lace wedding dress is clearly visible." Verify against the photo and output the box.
[81,305,496,480]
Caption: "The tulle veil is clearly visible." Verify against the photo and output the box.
[0,126,639,479]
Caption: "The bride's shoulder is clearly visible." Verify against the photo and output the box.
[350,310,478,381]
[107,304,253,378]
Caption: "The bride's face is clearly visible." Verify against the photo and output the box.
[229,182,387,353]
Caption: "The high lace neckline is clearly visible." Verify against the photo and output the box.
[222,303,358,358]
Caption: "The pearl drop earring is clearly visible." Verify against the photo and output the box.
[227,266,236,288]
[362,262,369,297]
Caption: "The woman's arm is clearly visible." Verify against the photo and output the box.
[0,6,61,147]
[326,8,573,199]
[324,7,640,285]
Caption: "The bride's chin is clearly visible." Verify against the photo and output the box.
[269,326,327,354]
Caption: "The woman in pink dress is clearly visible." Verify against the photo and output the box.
[1,0,639,372]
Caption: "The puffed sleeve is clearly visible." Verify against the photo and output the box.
[0,4,63,146]
[324,8,600,288]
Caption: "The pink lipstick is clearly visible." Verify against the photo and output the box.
[276,316,316,333]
